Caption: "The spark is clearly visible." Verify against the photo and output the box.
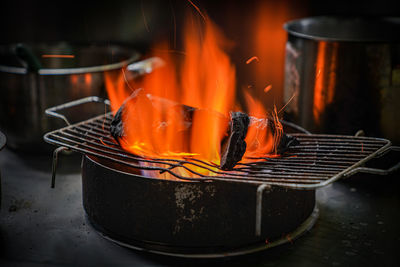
[121,68,136,93]
[264,84,272,93]
[42,54,75,58]
[278,92,297,114]
[272,105,283,154]
[246,56,259,64]
[100,138,108,147]
[187,0,206,22]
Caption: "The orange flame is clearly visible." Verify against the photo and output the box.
[243,91,282,159]
[105,14,282,178]
[105,15,234,176]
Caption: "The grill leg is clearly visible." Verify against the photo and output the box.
[255,184,271,237]
[51,147,69,188]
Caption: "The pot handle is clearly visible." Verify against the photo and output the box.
[126,57,165,77]
[45,96,110,126]
[344,146,400,177]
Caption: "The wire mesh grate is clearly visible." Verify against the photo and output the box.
[44,112,391,189]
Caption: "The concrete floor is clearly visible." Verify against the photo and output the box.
[0,148,399,266]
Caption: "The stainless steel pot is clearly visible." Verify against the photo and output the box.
[0,42,160,151]
[283,16,400,144]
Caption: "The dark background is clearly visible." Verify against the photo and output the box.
[1,0,400,109]
[2,0,400,43]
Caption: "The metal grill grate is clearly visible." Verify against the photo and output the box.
[44,112,392,189]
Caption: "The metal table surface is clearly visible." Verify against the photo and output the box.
[0,148,399,266]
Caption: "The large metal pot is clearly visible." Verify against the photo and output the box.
[0,43,156,151]
[283,16,400,144]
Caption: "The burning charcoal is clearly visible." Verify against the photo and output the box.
[276,134,299,154]
[110,95,249,170]
[110,93,298,170]
[220,112,250,170]
[110,103,125,142]
[110,91,142,143]
[110,91,198,143]
[266,117,299,154]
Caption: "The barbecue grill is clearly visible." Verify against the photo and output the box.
[45,97,397,188]
[43,97,400,258]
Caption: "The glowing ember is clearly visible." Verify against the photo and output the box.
[264,84,272,93]
[246,56,260,64]
[105,13,282,178]
[187,0,206,21]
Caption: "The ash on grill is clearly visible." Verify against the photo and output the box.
[110,92,298,170]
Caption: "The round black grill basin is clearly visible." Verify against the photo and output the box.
[82,155,316,256]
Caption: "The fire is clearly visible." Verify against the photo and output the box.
[105,13,282,178]
[243,90,282,159]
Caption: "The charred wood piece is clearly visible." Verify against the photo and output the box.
[110,103,125,142]
[220,112,250,170]
[110,91,142,144]
[277,134,299,154]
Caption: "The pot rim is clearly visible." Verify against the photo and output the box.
[284,16,400,42]
[0,43,140,75]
